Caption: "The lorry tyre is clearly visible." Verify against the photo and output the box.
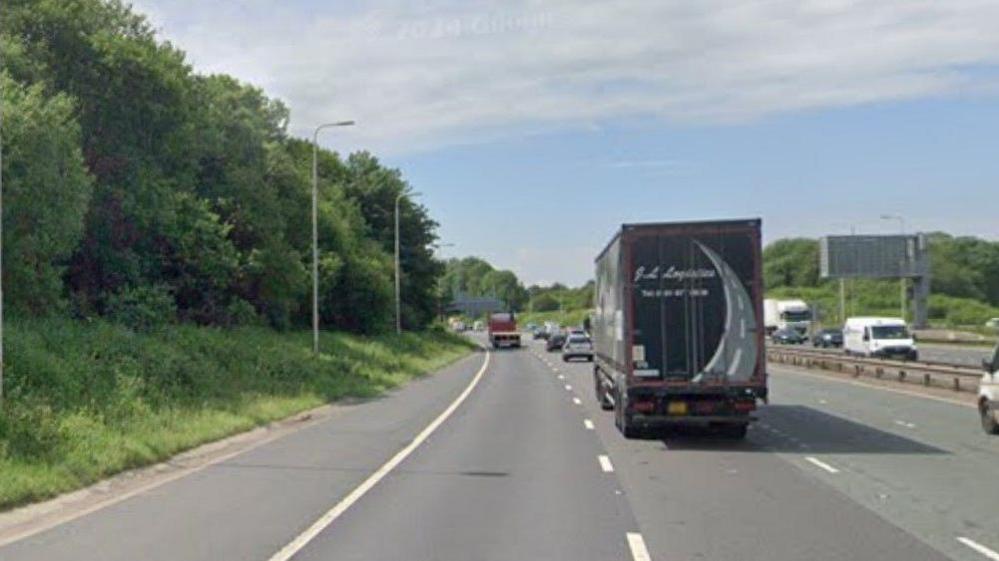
[614,392,640,438]
[981,400,999,435]
[720,423,749,440]
[595,373,614,411]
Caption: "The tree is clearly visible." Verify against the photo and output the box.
[0,0,445,333]
[343,153,443,328]
[1,74,93,315]
[764,238,820,289]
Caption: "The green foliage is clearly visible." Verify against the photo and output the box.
[0,0,442,332]
[105,285,176,331]
[926,232,999,305]
[442,257,529,311]
[0,73,93,316]
[764,238,819,289]
[0,317,475,509]
[525,281,593,315]
[343,152,443,328]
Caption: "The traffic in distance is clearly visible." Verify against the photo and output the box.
[454,219,999,441]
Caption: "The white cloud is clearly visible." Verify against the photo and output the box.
[132,0,999,154]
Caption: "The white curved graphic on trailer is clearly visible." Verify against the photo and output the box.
[695,241,758,383]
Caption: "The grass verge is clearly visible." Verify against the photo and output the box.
[0,318,476,511]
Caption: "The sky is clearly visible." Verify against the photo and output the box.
[133,0,999,286]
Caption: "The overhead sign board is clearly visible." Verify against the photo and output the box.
[820,235,929,279]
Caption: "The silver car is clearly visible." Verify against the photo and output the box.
[562,334,594,362]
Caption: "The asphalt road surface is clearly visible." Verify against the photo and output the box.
[1,336,997,561]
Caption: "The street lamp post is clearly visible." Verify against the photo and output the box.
[0,89,4,404]
[881,214,908,321]
[311,121,354,355]
[395,191,422,335]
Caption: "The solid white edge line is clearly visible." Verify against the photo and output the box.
[626,532,652,561]
[959,537,999,561]
[805,456,840,474]
[267,350,492,561]
[584,419,595,430]
[598,455,614,473]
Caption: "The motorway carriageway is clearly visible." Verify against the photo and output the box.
[778,341,994,368]
[0,336,996,561]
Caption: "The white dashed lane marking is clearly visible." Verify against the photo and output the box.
[805,457,840,474]
[626,533,652,561]
[958,537,999,561]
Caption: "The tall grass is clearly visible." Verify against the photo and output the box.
[0,318,475,511]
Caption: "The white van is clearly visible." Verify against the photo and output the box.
[843,317,918,361]
[979,343,998,435]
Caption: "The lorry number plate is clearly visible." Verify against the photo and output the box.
[668,402,688,415]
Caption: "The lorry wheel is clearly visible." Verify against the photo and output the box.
[719,423,749,440]
[595,377,614,411]
[621,415,641,439]
[614,393,640,438]
[981,401,999,435]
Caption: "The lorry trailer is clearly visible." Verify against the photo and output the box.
[592,219,767,439]
[488,312,522,349]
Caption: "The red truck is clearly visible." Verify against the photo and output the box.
[488,312,522,349]
[592,219,767,439]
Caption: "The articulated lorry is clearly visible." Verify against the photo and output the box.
[488,312,522,349]
[592,219,767,439]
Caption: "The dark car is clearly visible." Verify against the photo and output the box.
[812,328,843,348]
[771,328,807,345]
[562,335,594,362]
[546,332,566,352]
[532,327,546,340]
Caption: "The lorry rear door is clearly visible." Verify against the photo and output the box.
[629,227,759,384]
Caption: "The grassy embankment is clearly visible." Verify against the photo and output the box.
[0,318,476,511]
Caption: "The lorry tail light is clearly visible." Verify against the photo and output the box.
[633,400,655,414]
[733,401,756,413]
[693,401,717,414]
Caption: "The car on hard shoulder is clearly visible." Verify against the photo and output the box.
[546,332,566,352]
[562,334,594,362]
[812,328,843,348]
[771,328,807,345]
[979,342,999,435]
